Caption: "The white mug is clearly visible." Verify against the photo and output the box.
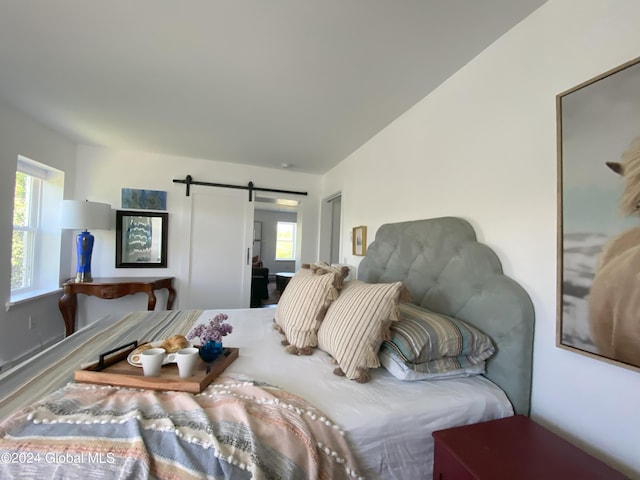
[175,347,199,378]
[141,347,166,377]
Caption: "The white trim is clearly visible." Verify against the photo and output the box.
[6,288,62,311]
[17,155,57,180]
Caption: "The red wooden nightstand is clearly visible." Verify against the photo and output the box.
[432,415,629,480]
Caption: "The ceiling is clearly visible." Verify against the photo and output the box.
[0,1,546,174]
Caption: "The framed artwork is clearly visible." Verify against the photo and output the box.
[121,188,167,210]
[556,55,640,371]
[352,225,367,256]
[116,210,168,268]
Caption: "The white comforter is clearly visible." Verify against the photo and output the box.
[200,308,514,479]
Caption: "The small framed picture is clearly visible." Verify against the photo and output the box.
[352,226,367,256]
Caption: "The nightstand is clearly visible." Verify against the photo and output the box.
[432,415,629,480]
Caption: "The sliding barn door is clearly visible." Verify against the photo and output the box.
[184,188,254,309]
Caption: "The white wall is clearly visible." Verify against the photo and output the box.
[322,0,640,477]
[72,146,322,329]
[0,100,77,367]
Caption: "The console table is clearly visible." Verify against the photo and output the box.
[59,277,176,336]
[432,415,629,479]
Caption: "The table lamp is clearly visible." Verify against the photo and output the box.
[60,200,111,282]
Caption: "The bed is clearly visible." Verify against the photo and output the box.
[0,217,534,479]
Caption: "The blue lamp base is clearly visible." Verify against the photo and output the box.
[75,230,95,282]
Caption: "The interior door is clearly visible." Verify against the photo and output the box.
[319,192,342,264]
[330,195,341,264]
[185,188,254,309]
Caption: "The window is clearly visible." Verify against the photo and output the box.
[9,156,64,303]
[11,171,40,291]
[275,221,296,261]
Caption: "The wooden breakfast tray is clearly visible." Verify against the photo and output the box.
[74,344,239,393]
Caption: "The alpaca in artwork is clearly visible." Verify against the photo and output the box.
[588,136,640,366]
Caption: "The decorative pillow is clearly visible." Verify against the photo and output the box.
[273,263,349,355]
[309,263,349,288]
[317,280,409,383]
[378,346,486,381]
[380,302,495,374]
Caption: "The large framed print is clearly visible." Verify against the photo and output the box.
[556,56,640,372]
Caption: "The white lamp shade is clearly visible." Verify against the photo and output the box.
[60,200,111,231]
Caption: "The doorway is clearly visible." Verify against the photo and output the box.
[252,195,301,307]
[319,192,342,264]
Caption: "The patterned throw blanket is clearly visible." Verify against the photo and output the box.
[0,311,363,480]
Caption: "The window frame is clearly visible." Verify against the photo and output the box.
[8,155,64,306]
[11,171,42,293]
[275,221,297,261]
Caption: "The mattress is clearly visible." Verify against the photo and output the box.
[202,308,514,479]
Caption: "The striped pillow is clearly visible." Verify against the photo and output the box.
[378,346,486,381]
[317,280,408,383]
[273,265,347,355]
[381,302,495,373]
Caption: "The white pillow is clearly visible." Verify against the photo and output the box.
[378,346,485,381]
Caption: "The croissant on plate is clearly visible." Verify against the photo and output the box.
[161,334,189,353]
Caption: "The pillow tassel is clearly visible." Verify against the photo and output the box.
[285,343,314,356]
[365,348,382,368]
[273,321,285,335]
[326,285,339,302]
[380,319,394,341]
[314,263,349,289]
[313,285,339,326]
[298,346,314,356]
[399,285,412,303]
[334,266,350,289]
[355,367,371,384]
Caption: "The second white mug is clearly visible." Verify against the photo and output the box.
[175,347,199,378]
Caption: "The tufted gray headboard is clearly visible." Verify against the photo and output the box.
[358,217,535,415]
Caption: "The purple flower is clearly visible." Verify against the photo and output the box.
[187,313,233,344]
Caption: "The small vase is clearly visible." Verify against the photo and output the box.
[199,340,223,363]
